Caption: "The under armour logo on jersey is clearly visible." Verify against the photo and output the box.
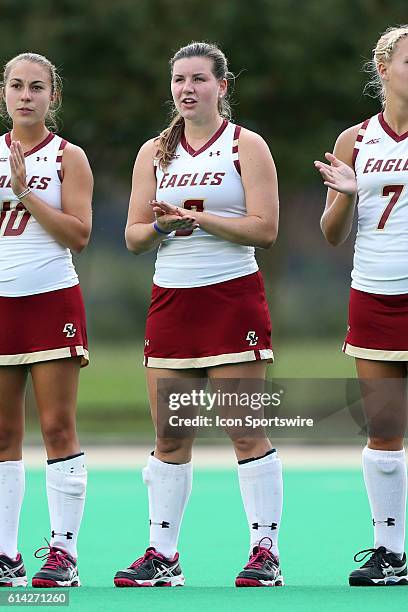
[246,331,259,346]
[365,138,380,145]
[51,530,73,540]
[63,323,77,338]
[145,339,150,346]
[252,522,277,530]
[373,517,395,526]
[209,150,221,157]
[36,156,48,161]
[0,157,8,162]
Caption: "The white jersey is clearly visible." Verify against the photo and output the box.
[0,133,78,297]
[153,120,258,288]
[352,113,408,294]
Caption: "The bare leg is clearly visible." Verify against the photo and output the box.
[146,367,206,463]
[355,358,407,450]
[0,366,27,461]
[208,360,272,460]
[31,358,81,459]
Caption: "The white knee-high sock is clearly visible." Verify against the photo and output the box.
[363,446,407,555]
[142,454,192,559]
[46,453,87,559]
[238,450,283,559]
[0,460,25,559]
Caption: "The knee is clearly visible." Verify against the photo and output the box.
[231,436,261,456]
[155,437,193,457]
[41,420,77,449]
[0,426,23,454]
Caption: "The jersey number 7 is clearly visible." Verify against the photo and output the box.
[377,185,404,230]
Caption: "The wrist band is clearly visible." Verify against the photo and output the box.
[16,187,31,200]
[153,221,172,235]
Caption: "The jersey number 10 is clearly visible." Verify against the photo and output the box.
[0,202,31,236]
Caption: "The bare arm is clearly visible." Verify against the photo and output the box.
[125,140,197,255]
[152,129,279,249]
[10,140,93,253]
[315,124,361,246]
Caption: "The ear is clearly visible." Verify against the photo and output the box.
[377,61,389,81]
[218,78,227,98]
[49,90,60,109]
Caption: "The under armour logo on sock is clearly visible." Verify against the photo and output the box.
[51,530,73,539]
[149,520,170,529]
[252,522,277,530]
[372,518,395,527]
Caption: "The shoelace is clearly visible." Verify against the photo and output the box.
[34,545,71,571]
[245,537,277,569]
[130,548,165,569]
[245,548,274,569]
[353,547,388,569]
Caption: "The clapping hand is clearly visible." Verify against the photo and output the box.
[149,200,198,232]
[314,153,357,195]
[9,141,28,198]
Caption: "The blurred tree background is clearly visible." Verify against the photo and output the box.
[1,0,406,438]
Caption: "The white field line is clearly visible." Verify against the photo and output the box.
[22,445,363,469]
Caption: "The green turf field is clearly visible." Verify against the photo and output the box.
[13,468,408,611]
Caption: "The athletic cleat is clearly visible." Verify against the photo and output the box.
[114,547,185,587]
[235,537,284,587]
[349,546,408,586]
[0,553,27,587]
[32,545,80,588]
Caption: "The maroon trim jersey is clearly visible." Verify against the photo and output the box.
[0,132,78,296]
[154,120,258,288]
[352,113,408,294]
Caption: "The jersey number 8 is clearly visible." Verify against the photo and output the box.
[175,199,205,237]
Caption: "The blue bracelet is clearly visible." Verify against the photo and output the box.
[153,221,172,235]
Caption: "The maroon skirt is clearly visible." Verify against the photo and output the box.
[0,284,89,366]
[343,287,408,361]
[144,272,273,368]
